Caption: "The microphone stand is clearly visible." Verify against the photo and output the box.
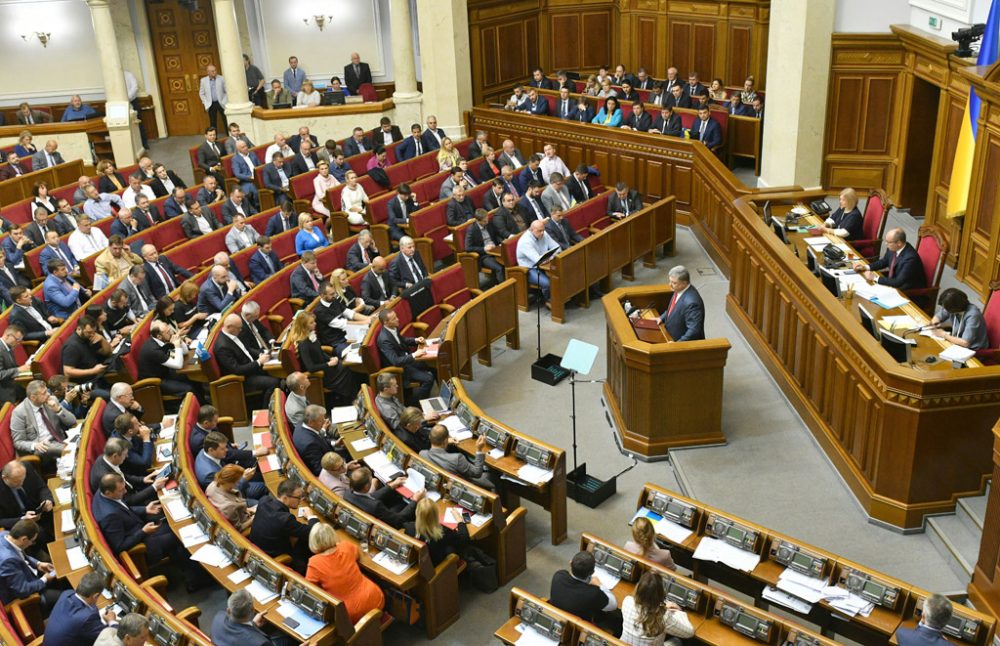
[531,246,559,361]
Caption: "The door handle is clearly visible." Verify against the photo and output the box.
[184,74,192,92]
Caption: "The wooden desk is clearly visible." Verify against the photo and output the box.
[602,285,731,458]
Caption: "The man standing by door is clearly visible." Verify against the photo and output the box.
[199,64,228,132]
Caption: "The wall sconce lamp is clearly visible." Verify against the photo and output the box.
[303,15,334,31]
[21,32,52,48]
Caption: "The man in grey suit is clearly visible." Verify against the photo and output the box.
[420,425,497,492]
[11,380,75,470]
[541,172,573,214]
[284,372,312,427]
[224,214,260,254]
[31,141,66,170]
[120,265,155,318]
[198,65,228,132]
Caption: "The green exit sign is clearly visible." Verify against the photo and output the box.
[928,15,942,30]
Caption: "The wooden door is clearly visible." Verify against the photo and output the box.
[147,0,221,136]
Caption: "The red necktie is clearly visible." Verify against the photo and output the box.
[889,253,897,277]
[667,292,678,316]
[156,262,174,291]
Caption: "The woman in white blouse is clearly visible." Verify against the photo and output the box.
[621,571,694,646]
[311,161,340,216]
[339,171,368,226]
[297,79,321,107]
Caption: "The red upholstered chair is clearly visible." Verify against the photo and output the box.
[906,224,948,315]
[357,83,378,103]
[853,189,891,259]
[976,281,1000,364]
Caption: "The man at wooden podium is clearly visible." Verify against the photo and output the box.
[658,266,705,341]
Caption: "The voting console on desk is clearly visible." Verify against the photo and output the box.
[514,596,568,642]
[148,613,185,646]
[912,590,983,643]
[714,598,774,643]
[643,489,701,530]
[285,580,335,622]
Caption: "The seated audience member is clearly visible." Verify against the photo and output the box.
[141,317,200,395]
[195,176,226,207]
[658,265,705,342]
[491,191,529,240]
[467,129,489,159]
[0,460,53,559]
[288,313,359,407]
[622,571,694,645]
[329,150,352,183]
[211,588,283,646]
[692,106,722,150]
[9,286,57,342]
[92,473,189,572]
[750,97,764,119]
[572,97,595,123]
[213,314,281,404]
[524,88,548,115]
[0,326,27,402]
[262,152,293,207]
[149,163,187,198]
[374,373,438,431]
[539,144,570,183]
[42,258,90,318]
[397,123,428,161]
[266,79,292,108]
[507,84,530,111]
[109,208,141,238]
[296,80,321,107]
[132,195,161,230]
[102,381,149,431]
[62,317,114,400]
[403,498,470,566]
[389,236,429,291]
[306,522,384,623]
[11,380,74,469]
[608,181,643,220]
[395,406,432,452]
[206,463,257,532]
[31,140,65,170]
[852,228,927,291]
[120,265,155,318]
[237,301,274,356]
[61,95,98,122]
[121,174,155,209]
[0,152,25,181]
[342,127,369,157]
[142,244,193,299]
[545,206,583,251]
[361,256,394,308]
[163,186,190,218]
[516,219,560,305]
[90,438,162,506]
[292,404,342,476]
[198,265,239,314]
[624,516,676,569]
[421,424,497,491]
[311,161,339,217]
[0,520,59,612]
[294,214,329,256]
[187,405,260,467]
[318,452,358,496]
[340,170,370,225]
[2,226,32,268]
[195,431,265,500]
[439,166,466,200]
[346,228,380,271]
[289,251,324,302]
[14,130,37,157]
[622,102,652,131]
[248,236,281,284]
[377,307,436,403]
[315,276,372,354]
[289,140,320,177]
[550,551,623,637]
[344,466,423,529]
[220,188,257,225]
[895,594,953,646]
[651,105,683,137]
[517,155,545,194]
[66,215,108,262]
[480,147,502,181]
[446,183,476,226]
[816,187,864,240]
[541,172,573,214]
[94,235,144,285]
[665,85,691,110]
[597,78,617,99]
[727,93,751,116]
[48,375,91,418]
[249,478,318,573]
[0,249,29,307]
[109,412,153,476]
[498,139,526,170]
[96,160,125,193]
[553,87,576,119]
[386,183,418,241]
[465,209,505,286]
[95,613,149,646]
[592,97,623,127]
[618,80,639,102]
[422,115,446,150]
[43,571,116,646]
[284,372,312,426]
[930,287,989,350]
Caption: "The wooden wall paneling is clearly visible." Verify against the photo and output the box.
[726,22,753,84]
[582,11,613,69]
[549,13,581,71]
[467,0,544,104]
[970,423,1000,619]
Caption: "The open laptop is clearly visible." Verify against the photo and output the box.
[321,91,345,106]
[420,379,454,415]
[270,102,291,110]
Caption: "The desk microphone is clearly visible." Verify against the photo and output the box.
[627,305,652,319]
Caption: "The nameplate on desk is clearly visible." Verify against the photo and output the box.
[633,318,660,330]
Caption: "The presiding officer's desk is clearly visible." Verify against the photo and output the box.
[634,482,997,646]
[602,285,731,459]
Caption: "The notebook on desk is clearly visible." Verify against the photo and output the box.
[633,318,660,330]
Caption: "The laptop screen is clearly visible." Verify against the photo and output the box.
[440,380,453,408]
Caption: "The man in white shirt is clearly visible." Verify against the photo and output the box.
[516,219,560,305]
[82,185,126,221]
[10,380,74,469]
[121,174,155,209]
[539,144,570,183]
[264,133,294,164]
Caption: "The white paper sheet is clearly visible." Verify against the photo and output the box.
[470,513,491,527]
[60,509,75,533]
[227,568,251,584]
[654,518,693,544]
[351,437,377,451]
[66,545,88,570]
[941,344,976,362]
[403,468,425,494]
[372,550,411,575]
[190,544,230,568]
[515,624,560,646]
[439,416,467,433]
[330,406,358,424]
[593,566,621,590]
[488,448,505,460]
[776,568,828,603]
[54,486,71,505]
[763,586,814,613]
[692,537,761,572]
[178,523,209,547]
[165,499,192,522]
[517,464,554,484]
[262,454,280,471]
[244,579,279,603]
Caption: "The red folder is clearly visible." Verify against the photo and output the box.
[633,318,660,330]
[252,410,269,427]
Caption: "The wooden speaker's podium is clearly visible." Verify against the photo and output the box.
[603,286,731,460]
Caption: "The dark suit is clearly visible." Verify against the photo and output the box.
[264,209,295,236]
[137,337,191,398]
[144,257,192,300]
[665,93,692,110]
[344,487,415,529]
[387,196,419,241]
[498,149,526,170]
[518,195,548,222]
[361,270,393,308]
[131,205,161,230]
[248,495,317,572]
[728,103,752,117]
[109,218,140,238]
[0,164,24,181]
[210,612,277,646]
[292,424,335,475]
[342,136,369,157]
[237,316,273,356]
[552,97,577,120]
[10,301,53,342]
[396,135,427,161]
[343,61,373,93]
[196,186,226,207]
[622,111,653,131]
[261,163,292,205]
[163,195,187,218]
[0,339,22,403]
[517,166,545,194]
[196,140,226,186]
[389,252,428,291]
[464,223,505,282]
[286,134,319,154]
[289,152,319,177]
[149,171,186,198]
[370,125,404,147]
[377,326,434,401]
[692,117,722,150]
[567,176,593,204]
[219,198,257,225]
[0,466,52,533]
[608,190,642,218]
[22,222,53,248]
[41,589,106,646]
[827,207,864,241]
[526,96,549,115]
[659,285,706,342]
[482,189,505,212]
[446,197,475,227]
[618,90,639,102]
[91,491,179,562]
[868,243,926,291]
[467,140,487,159]
[346,241,380,271]
[213,332,280,396]
[0,530,48,605]
[895,625,953,646]
[98,173,126,194]
[529,77,557,90]
[651,113,683,136]
[685,82,708,97]
[549,569,621,636]
[491,206,528,240]
[248,248,281,284]
[421,128,447,151]
[572,105,596,123]
[545,218,583,250]
[120,277,156,318]
[180,211,220,239]
[289,265,322,302]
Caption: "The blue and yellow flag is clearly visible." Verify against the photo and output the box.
[948,0,1000,218]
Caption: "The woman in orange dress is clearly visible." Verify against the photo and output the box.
[305,522,384,622]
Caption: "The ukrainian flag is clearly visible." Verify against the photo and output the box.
[948,0,1000,218]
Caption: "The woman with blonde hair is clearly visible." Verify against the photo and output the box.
[583,75,600,97]
[306,522,384,622]
[403,498,469,566]
[294,212,329,255]
[14,130,36,157]
[621,571,694,645]
[318,451,357,495]
[331,268,373,318]
[436,137,459,171]
[287,310,359,406]
[205,463,256,531]
[311,160,340,217]
[173,280,209,335]
[816,187,863,240]
[624,516,676,570]
[296,79,321,107]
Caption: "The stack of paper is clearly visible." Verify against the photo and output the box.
[776,568,828,603]
[877,315,918,332]
[654,518,693,544]
[514,624,560,646]
[364,452,404,483]
[244,579,279,603]
[692,537,760,572]
[164,498,191,522]
[190,544,231,568]
[440,416,473,441]
[60,509,75,534]
[941,344,976,363]
[66,545,88,570]
[252,432,271,449]
[470,513,492,527]
[351,437,377,451]
[804,236,831,247]
[763,586,814,613]
[372,550,411,575]
[396,467,426,499]
[227,568,251,584]
[259,454,281,473]
[593,566,621,590]
[517,464,554,484]
[821,586,874,617]
[330,406,358,424]
[178,524,209,547]
[54,486,71,505]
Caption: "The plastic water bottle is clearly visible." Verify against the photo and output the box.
[623,299,632,316]
[360,533,369,554]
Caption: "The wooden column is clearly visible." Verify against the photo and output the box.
[970,419,1000,622]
